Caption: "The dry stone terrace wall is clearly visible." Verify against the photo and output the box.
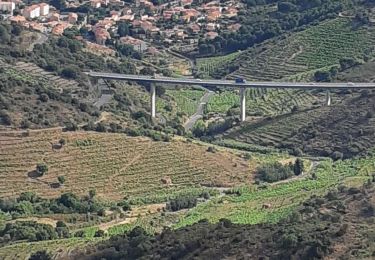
[0,129,250,200]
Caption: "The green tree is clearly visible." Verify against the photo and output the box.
[0,24,10,44]
[29,250,52,260]
[293,158,304,176]
[57,176,65,185]
[118,22,130,37]
[50,0,66,10]
[59,138,66,146]
[192,120,206,137]
[60,67,78,79]
[89,189,96,199]
[36,164,48,176]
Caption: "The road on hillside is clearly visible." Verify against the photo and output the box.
[184,89,215,131]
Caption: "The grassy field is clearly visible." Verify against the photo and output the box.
[226,18,375,81]
[0,129,250,201]
[166,89,205,116]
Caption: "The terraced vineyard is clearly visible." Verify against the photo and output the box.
[207,88,321,116]
[196,51,242,77]
[0,59,80,91]
[175,153,375,227]
[0,129,250,201]
[166,89,205,116]
[227,18,375,81]
[220,93,375,158]
[223,107,331,147]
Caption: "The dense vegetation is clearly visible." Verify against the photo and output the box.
[0,191,104,218]
[0,66,98,129]
[74,181,375,259]
[198,0,363,56]
[0,23,136,85]
[256,159,304,183]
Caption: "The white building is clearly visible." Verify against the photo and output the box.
[0,2,15,15]
[23,3,49,19]
[39,3,49,16]
[23,5,40,19]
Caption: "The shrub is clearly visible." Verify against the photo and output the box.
[57,176,65,185]
[36,164,48,176]
[94,230,106,237]
[117,200,131,211]
[29,250,52,260]
[256,162,294,183]
[60,67,78,79]
[292,148,303,157]
[207,146,217,153]
[59,139,66,146]
[89,189,96,199]
[1,221,58,242]
[0,110,12,125]
[280,233,298,249]
[293,158,304,176]
[192,120,206,137]
[166,195,197,211]
[331,151,343,161]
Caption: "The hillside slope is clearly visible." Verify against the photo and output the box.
[220,91,375,159]
[76,182,375,259]
[224,18,375,81]
[0,129,250,201]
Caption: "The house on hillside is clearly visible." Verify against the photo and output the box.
[0,1,15,15]
[94,27,110,45]
[23,3,49,19]
[120,36,148,53]
[68,12,78,24]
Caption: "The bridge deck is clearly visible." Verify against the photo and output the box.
[87,72,375,89]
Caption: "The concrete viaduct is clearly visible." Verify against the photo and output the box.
[87,72,375,122]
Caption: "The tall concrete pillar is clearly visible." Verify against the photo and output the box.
[150,84,156,118]
[326,90,331,106]
[240,87,246,122]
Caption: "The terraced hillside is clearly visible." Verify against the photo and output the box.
[0,65,98,129]
[227,18,375,81]
[0,129,250,201]
[79,182,375,260]
[221,92,375,158]
[207,88,321,116]
[0,59,80,92]
[196,51,242,78]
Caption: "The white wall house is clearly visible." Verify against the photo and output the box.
[39,3,49,16]
[0,2,15,15]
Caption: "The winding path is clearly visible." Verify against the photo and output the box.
[184,89,215,131]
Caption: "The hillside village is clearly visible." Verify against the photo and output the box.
[0,0,241,57]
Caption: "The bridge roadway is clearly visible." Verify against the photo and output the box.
[87,72,375,122]
[87,72,375,89]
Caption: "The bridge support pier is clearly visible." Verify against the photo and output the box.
[240,87,246,122]
[150,84,156,118]
[326,90,331,106]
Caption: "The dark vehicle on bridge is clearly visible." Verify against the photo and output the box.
[235,78,246,84]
